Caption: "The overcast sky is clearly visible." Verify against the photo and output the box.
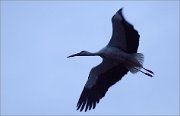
[1,1,179,115]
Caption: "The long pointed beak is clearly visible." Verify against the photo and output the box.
[67,53,80,58]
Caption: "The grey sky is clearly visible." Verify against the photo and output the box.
[1,1,179,115]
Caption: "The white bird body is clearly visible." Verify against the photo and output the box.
[67,8,154,112]
[98,46,131,62]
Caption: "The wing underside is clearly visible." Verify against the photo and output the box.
[108,8,140,53]
[77,62,128,112]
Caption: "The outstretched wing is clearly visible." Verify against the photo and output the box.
[108,8,140,53]
[77,60,128,112]
[77,8,140,112]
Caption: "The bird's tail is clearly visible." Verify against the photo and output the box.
[128,53,144,74]
[128,53,154,77]
[133,53,144,65]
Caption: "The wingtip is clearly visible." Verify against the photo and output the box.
[116,7,124,16]
[118,7,124,14]
[120,7,124,11]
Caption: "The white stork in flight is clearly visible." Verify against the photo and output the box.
[67,8,154,112]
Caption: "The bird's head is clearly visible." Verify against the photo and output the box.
[67,51,92,58]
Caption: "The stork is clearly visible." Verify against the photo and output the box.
[67,8,154,112]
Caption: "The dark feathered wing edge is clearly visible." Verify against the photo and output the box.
[108,8,140,53]
[76,64,128,112]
